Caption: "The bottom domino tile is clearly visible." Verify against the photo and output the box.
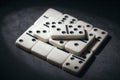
[47,48,71,67]
[31,40,55,59]
[62,51,94,75]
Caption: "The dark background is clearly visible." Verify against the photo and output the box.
[0,0,120,80]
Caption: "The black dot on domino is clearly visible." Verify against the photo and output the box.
[62,31,66,34]
[74,28,78,31]
[79,31,83,34]
[59,41,64,44]
[69,25,73,28]
[72,19,75,21]
[86,25,91,27]
[65,15,68,18]
[43,30,47,33]
[74,66,79,69]
[32,38,36,42]
[101,31,105,34]
[79,61,83,63]
[78,25,81,28]
[70,57,74,60]
[62,18,66,20]
[97,36,102,40]
[58,22,62,24]
[66,63,70,66]
[28,30,32,33]
[19,39,23,42]
[70,31,74,34]
[89,33,93,36]
[46,22,50,25]
[94,28,98,31]
[36,30,40,33]
[52,22,56,24]
[74,43,79,46]
[70,21,73,24]
[97,36,102,41]
[57,28,61,31]
[52,25,56,28]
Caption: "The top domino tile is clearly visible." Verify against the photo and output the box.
[50,23,85,40]
[34,8,63,26]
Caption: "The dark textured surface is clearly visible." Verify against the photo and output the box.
[0,0,120,80]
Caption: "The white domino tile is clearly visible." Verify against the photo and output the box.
[65,32,95,55]
[34,18,61,42]
[50,24,85,40]
[34,8,63,26]
[34,25,50,42]
[47,48,71,67]
[90,27,108,52]
[65,40,87,55]
[15,33,38,52]
[62,51,94,74]
[31,40,54,59]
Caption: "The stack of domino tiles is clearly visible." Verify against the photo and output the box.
[15,8,108,75]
